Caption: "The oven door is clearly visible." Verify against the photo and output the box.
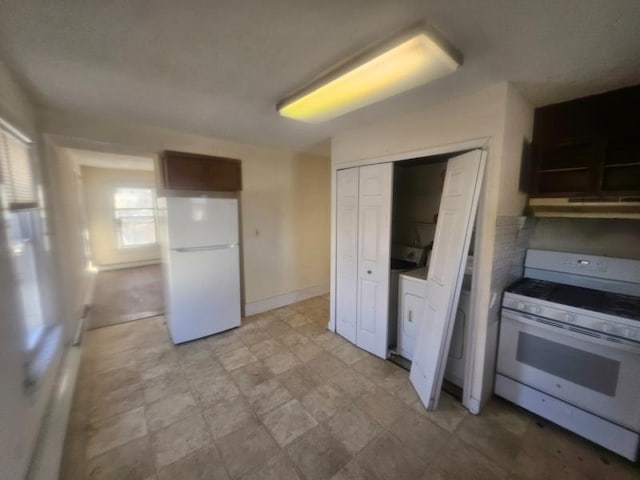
[497,309,640,432]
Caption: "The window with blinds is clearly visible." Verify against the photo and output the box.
[0,128,37,209]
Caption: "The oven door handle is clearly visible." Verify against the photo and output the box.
[502,309,640,354]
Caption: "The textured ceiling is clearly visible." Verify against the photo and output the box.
[1,1,640,151]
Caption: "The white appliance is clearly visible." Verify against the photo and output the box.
[389,245,426,350]
[157,196,241,344]
[496,249,640,461]
[398,266,470,389]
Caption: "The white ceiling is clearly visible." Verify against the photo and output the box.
[1,1,640,151]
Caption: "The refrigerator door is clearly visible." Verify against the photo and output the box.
[167,197,238,249]
[166,246,241,343]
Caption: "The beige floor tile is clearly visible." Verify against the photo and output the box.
[261,399,318,446]
[290,340,323,363]
[249,339,286,360]
[150,414,211,468]
[239,453,301,480]
[329,367,376,399]
[286,424,351,480]
[143,370,190,404]
[87,407,148,459]
[239,328,271,346]
[314,332,350,351]
[145,391,199,432]
[219,346,258,371]
[330,459,371,480]
[355,387,406,427]
[93,366,141,397]
[157,446,230,480]
[455,410,523,472]
[326,404,381,455]
[278,365,325,399]
[416,391,468,433]
[89,383,144,424]
[207,331,245,356]
[328,343,368,365]
[387,407,450,464]
[425,436,509,480]
[203,396,258,439]
[230,361,274,395]
[189,373,240,406]
[67,295,634,480]
[356,431,427,480]
[215,424,280,478]
[265,319,296,338]
[282,312,310,328]
[307,352,349,381]
[351,355,399,384]
[86,436,155,480]
[246,377,293,416]
[301,383,349,423]
[263,351,301,375]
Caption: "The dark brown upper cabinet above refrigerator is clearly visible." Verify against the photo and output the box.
[531,85,640,199]
[157,150,242,194]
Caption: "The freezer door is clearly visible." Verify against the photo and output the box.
[167,197,238,248]
[166,246,241,343]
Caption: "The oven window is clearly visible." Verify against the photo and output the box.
[516,332,620,397]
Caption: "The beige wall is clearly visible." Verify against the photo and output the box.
[39,109,331,308]
[81,166,160,267]
[331,82,533,410]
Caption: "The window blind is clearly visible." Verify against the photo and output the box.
[0,129,37,209]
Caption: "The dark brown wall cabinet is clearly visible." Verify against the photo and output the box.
[531,85,640,198]
[157,151,242,192]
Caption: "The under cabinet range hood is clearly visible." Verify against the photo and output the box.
[528,197,640,219]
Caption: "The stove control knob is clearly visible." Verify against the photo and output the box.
[516,302,525,310]
[563,313,576,323]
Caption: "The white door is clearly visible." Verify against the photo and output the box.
[335,168,360,344]
[356,163,393,358]
[410,149,485,410]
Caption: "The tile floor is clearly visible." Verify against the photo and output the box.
[60,295,639,479]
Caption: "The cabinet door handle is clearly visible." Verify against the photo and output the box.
[367,270,372,275]
[408,310,413,322]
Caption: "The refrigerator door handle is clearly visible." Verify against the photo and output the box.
[172,244,239,253]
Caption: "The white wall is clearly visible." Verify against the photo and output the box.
[39,108,331,309]
[0,60,73,480]
[81,165,160,267]
[331,82,533,410]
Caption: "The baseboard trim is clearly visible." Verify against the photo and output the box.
[98,259,160,271]
[26,344,82,480]
[244,284,329,316]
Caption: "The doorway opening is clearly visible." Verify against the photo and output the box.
[62,148,165,329]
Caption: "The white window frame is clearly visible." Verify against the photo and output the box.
[113,186,158,249]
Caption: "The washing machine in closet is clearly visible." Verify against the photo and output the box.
[397,266,471,389]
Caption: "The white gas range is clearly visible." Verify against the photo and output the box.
[496,249,640,461]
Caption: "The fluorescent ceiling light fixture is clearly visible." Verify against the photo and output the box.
[277,26,462,123]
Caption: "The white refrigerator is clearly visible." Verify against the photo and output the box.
[157,196,241,344]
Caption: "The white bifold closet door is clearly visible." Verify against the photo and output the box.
[356,163,393,358]
[410,149,486,410]
[335,168,360,344]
